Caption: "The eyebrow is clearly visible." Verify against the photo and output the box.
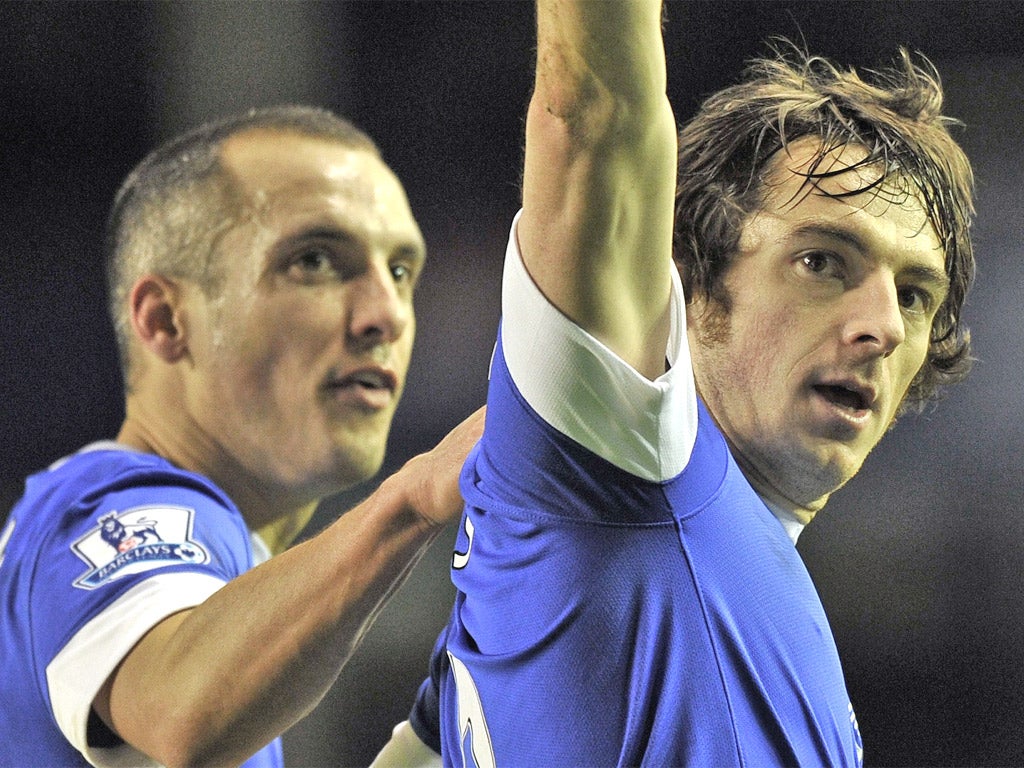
[792,222,950,293]
[289,224,427,261]
[291,225,355,244]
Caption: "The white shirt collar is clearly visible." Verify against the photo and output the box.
[762,498,807,544]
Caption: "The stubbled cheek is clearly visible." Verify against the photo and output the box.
[901,339,931,380]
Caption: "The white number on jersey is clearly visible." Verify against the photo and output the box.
[452,515,475,570]
[447,651,496,768]
[0,518,14,568]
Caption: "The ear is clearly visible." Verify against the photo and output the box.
[128,275,189,363]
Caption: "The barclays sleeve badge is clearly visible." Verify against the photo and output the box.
[72,505,210,590]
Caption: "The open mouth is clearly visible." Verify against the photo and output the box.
[813,384,869,412]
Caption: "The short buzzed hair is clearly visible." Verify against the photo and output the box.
[105,105,379,385]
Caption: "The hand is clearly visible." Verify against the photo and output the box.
[399,406,485,526]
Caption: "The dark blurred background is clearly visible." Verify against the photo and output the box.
[2,2,1021,765]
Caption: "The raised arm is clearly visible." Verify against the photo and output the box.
[518,0,677,379]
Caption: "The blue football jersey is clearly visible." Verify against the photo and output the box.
[416,217,863,767]
[0,444,282,768]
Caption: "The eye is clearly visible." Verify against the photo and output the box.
[285,245,336,282]
[798,250,845,280]
[390,262,412,283]
[389,248,425,289]
[897,285,932,316]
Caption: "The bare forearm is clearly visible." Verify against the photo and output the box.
[105,409,483,767]
[106,480,433,765]
[535,0,666,111]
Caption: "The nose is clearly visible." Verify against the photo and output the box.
[842,273,906,358]
[347,260,411,347]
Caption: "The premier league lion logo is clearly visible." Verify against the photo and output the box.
[98,512,163,553]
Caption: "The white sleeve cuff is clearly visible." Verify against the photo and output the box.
[46,572,227,767]
[369,720,442,768]
[500,211,698,482]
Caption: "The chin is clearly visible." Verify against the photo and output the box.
[815,452,867,497]
[774,445,853,504]
[337,444,387,485]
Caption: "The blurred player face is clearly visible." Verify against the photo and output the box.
[687,138,947,519]
[183,130,424,502]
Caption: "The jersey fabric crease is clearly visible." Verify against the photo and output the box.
[413,216,863,767]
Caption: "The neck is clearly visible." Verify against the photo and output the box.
[731,448,828,526]
[254,502,320,555]
[117,403,320,554]
[694,405,830,525]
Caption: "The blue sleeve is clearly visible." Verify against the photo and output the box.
[409,624,450,754]
[0,450,260,765]
[25,458,253,692]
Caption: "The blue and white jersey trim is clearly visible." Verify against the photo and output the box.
[500,211,698,482]
[47,572,226,767]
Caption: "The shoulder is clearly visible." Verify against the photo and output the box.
[5,444,248,591]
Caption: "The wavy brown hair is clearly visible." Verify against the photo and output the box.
[674,42,975,411]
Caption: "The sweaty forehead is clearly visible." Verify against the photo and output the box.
[218,128,392,207]
[763,138,877,202]
[214,127,424,266]
[763,138,937,234]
